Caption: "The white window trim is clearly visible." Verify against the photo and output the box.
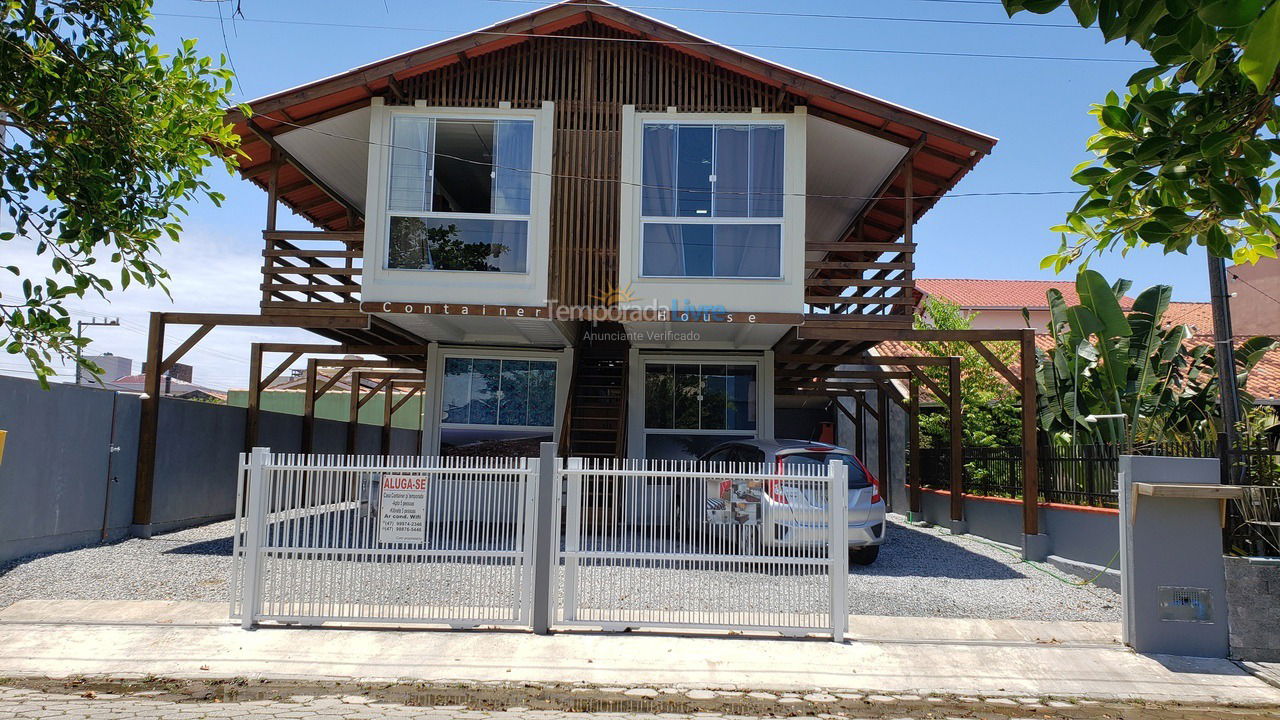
[423,345,573,456]
[625,350,775,458]
[636,119,787,280]
[617,107,807,317]
[363,99,555,307]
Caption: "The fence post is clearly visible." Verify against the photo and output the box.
[532,442,558,635]
[562,457,583,622]
[240,446,270,630]
[828,459,849,643]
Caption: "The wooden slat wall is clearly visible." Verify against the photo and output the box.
[399,23,801,308]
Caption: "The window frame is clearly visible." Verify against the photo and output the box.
[636,120,786,280]
[384,115,536,274]
[362,100,555,308]
[626,351,776,459]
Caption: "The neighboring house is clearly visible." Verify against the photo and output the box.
[109,373,226,402]
[896,277,1280,406]
[914,278,1134,333]
[226,367,426,430]
[225,0,998,459]
[76,352,133,386]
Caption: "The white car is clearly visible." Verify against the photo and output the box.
[695,439,887,565]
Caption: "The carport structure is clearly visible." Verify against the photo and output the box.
[772,325,1044,556]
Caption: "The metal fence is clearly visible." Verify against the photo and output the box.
[233,447,852,639]
[555,457,849,637]
[232,449,537,627]
[919,440,1276,510]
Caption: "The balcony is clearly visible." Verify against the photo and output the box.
[260,229,364,316]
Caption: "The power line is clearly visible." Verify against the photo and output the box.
[153,12,1145,64]
[259,112,1082,202]
[1230,271,1280,309]
[483,0,1083,29]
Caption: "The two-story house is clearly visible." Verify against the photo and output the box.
[226,0,996,460]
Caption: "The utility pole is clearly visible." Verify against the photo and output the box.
[1207,252,1241,483]
[74,317,121,385]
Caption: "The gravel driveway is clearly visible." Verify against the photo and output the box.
[0,514,1119,622]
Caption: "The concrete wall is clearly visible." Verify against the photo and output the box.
[911,488,1121,588]
[835,383,907,513]
[0,375,426,563]
[1225,557,1280,661]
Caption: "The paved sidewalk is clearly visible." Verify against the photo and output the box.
[0,600,1277,707]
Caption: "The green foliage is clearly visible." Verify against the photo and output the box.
[1003,1,1280,269]
[910,296,1022,448]
[0,0,243,386]
[1036,268,1279,445]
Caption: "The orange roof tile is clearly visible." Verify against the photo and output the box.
[915,278,1135,310]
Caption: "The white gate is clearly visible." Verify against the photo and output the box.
[232,449,537,628]
[555,457,850,639]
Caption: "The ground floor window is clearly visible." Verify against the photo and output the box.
[440,356,556,457]
[643,362,757,459]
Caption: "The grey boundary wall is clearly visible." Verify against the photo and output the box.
[0,374,420,563]
[914,488,1122,591]
[1225,556,1280,661]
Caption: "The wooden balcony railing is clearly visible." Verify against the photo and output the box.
[804,239,915,326]
[260,229,364,315]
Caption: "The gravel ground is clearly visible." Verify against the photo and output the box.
[0,514,1119,622]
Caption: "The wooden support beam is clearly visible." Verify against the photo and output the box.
[159,324,214,375]
[261,351,304,390]
[246,344,263,452]
[909,377,922,514]
[356,377,393,409]
[346,371,361,454]
[1021,328,1040,537]
[391,386,422,414]
[381,382,393,456]
[314,365,352,400]
[797,327,1029,342]
[948,356,964,523]
[159,312,368,329]
[132,312,166,529]
[877,385,890,511]
[257,342,429,356]
[302,359,318,454]
[967,340,1022,391]
[775,369,912,380]
[907,367,949,406]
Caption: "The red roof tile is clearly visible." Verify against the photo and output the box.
[915,278,1134,310]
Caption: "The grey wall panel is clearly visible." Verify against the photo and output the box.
[0,376,122,561]
[150,398,246,532]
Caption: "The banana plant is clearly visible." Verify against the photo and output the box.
[1036,269,1277,447]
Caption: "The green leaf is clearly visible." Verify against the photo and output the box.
[1210,183,1247,214]
[1077,269,1132,339]
[1071,166,1111,185]
[1197,0,1263,27]
[1137,220,1175,243]
[1241,1,1280,92]
[1100,105,1132,132]
[1068,0,1098,27]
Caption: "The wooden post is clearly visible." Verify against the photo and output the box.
[265,161,279,232]
[245,343,263,452]
[855,397,866,459]
[302,358,318,454]
[876,384,890,511]
[346,371,361,454]
[132,312,166,532]
[1020,329,1040,536]
[948,356,963,522]
[381,382,393,456]
[909,377,921,515]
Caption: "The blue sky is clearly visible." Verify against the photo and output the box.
[1,0,1217,388]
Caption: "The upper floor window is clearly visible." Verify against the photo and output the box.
[640,123,784,279]
[386,117,533,273]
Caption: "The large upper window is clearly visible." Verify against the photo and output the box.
[640,123,784,279]
[387,117,534,273]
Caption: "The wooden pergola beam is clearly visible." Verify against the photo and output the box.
[159,324,214,375]
[948,356,963,523]
[967,340,1022,390]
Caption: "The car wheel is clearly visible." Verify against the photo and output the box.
[849,545,879,566]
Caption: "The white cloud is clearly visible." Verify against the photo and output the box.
[1,225,319,390]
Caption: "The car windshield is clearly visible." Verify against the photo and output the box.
[779,452,870,488]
